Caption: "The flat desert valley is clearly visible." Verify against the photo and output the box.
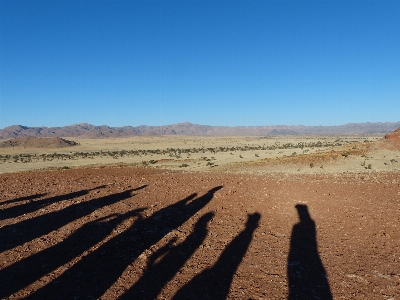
[1,134,399,174]
[1,134,400,299]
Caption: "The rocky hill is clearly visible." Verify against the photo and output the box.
[0,122,399,139]
[383,127,400,149]
[384,127,400,139]
[0,137,79,148]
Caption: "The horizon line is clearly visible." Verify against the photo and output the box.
[2,120,400,130]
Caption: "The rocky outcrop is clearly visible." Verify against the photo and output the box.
[0,137,79,148]
[384,127,400,139]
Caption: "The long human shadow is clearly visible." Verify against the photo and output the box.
[287,204,332,300]
[173,212,261,300]
[0,209,145,299]
[0,193,47,206]
[120,212,215,300]
[0,185,146,253]
[27,186,222,299]
[0,186,106,221]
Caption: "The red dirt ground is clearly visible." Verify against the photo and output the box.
[1,166,399,299]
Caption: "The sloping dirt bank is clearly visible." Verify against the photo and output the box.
[1,167,399,299]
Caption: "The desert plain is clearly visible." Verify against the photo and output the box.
[1,133,400,299]
[1,134,399,174]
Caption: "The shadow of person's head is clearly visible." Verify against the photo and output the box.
[295,204,312,222]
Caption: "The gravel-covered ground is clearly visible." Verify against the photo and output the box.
[1,166,399,299]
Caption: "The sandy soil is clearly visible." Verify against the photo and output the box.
[3,135,398,175]
[1,166,399,299]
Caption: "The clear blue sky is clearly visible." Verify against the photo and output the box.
[1,0,399,128]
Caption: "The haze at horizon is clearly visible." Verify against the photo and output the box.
[1,0,399,128]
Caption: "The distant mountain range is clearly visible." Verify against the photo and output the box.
[1,122,399,139]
